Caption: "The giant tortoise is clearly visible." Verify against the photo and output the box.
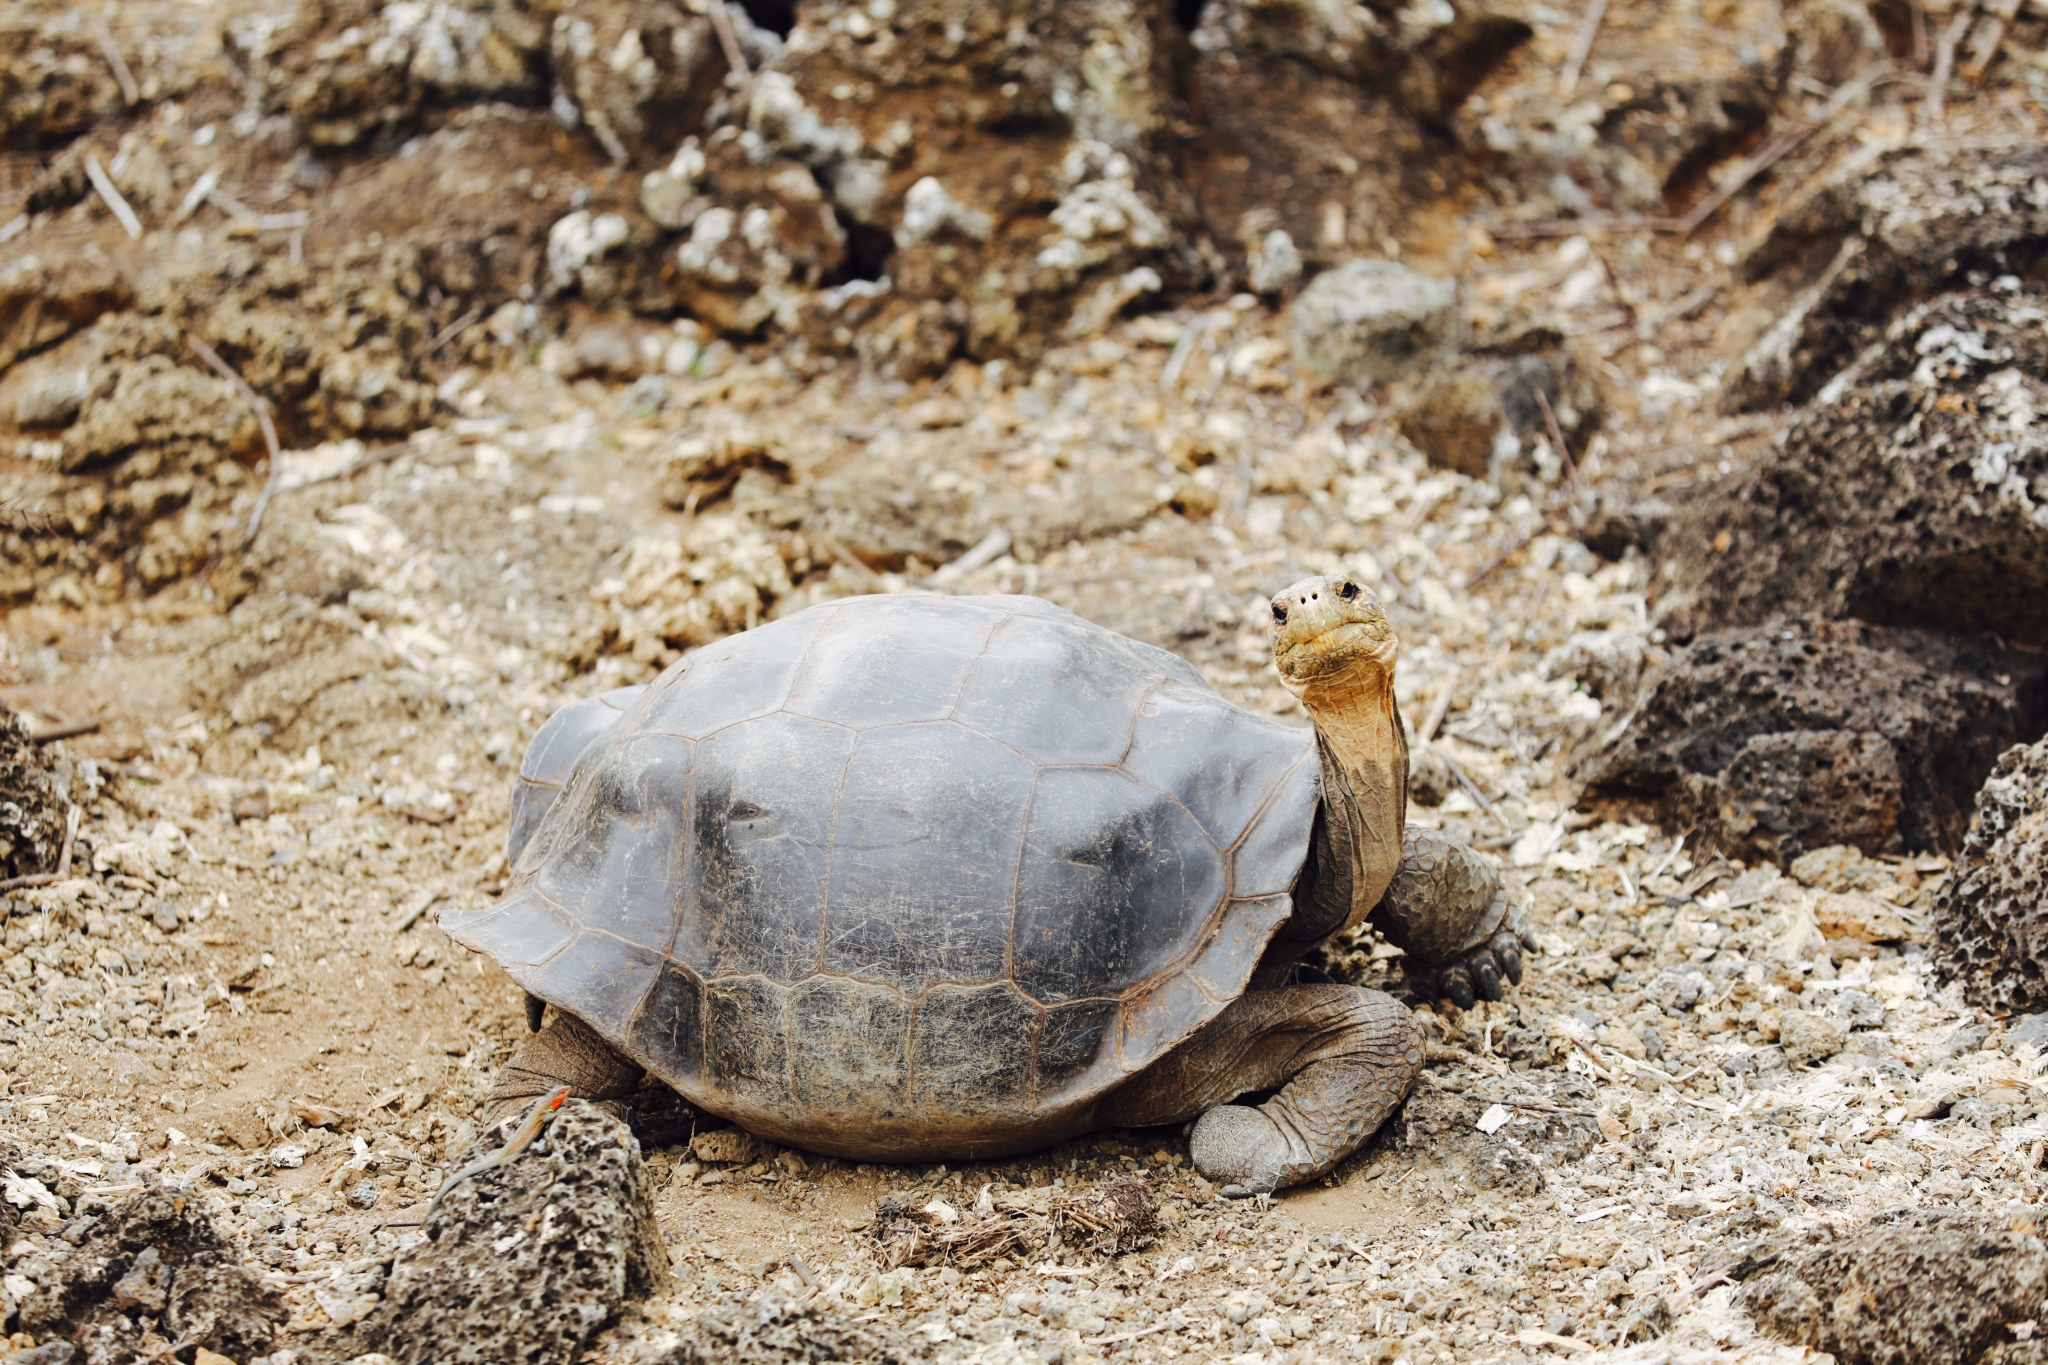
[444,575,1526,1194]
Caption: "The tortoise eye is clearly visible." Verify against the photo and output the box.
[1271,603,1288,624]
[1338,581,1359,601]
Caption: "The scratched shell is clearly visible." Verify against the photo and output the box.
[443,593,1320,1158]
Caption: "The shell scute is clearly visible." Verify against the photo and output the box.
[525,930,665,1040]
[1011,766,1224,1005]
[788,976,912,1119]
[785,596,1002,728]
[646,608,822,739]
[951,614,1154,766]
[703,976,792,1113]
[1124,681,1316,858]
[823,722,1035,991]
[627,961,705,1082]
[508,684,649,869]
[1188,893,1293,1000]
[534,732,694,955]
[909,982,1040,1119]
[679,713,851,982]
[1035,997,1124,1107]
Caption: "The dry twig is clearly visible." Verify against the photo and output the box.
[0,498,60,534]
[90,11,141,106]
[1159,313,1210,390]
[185,335,283,546]
[1489,214,1682,239]
[705,0,753,105]
[83,155,143,240]
[1558,0,1611,98]
[1928,10,1975,125]
[1961,0,2018,84]
[0,806,81,893]
[419,305,484,365]
[30,720,100,744]
[871,1177,1157,1270]
[1416,681,1456,746]
[1680,65,1890,237]
[1533,388,1583,505]
[1430,745,1513,836]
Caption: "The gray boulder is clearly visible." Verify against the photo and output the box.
[1290,259,1457,386]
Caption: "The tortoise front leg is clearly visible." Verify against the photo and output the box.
[1095,985,1423,1196]
[485,1011,645,1127]
[1374,827,1530,1010]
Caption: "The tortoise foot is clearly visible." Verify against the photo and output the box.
[1189,1104,1289,1195]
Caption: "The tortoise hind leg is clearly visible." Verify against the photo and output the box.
[1095,985,1422,1196]
[485,1012,645,1127]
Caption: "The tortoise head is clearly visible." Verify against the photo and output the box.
[1270,573,1407,928]
[1269,573,1398,699]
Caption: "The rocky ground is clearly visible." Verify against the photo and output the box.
[1,0,2047,1362]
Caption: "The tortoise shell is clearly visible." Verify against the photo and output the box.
[444,594,1319,1159]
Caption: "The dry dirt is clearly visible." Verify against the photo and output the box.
[2,0,2048,1363]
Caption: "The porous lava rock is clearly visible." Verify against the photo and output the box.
[1934,737,2048,1014]
[1181,0,1528,282]
[345,1102,666,1365]
[0,701,69,882]
[1736,1208,2048,1365]
[9,1186,284,1365]
[1572,616,2048,864]
[1658,289,2048,650]
[1726,143,2048,411]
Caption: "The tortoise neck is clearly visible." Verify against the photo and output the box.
[1300,670,1407,941]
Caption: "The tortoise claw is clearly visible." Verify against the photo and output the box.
[1496,935,1524,986]
[1474,957,1503,1002]
[1441,963,1477,1011]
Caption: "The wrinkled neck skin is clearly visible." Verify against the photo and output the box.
[1293,669,1408,948]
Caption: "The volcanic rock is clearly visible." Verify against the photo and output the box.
[345,1102,666,1365]
[1573,616,2048,864]
[10,1187,284,1365]
[1738,1209,2048,1365]
[1659,289,2048,650]
[1726,143,2048,411]
[1934,736,2048,1014]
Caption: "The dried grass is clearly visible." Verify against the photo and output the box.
[868,1175,1158,1270]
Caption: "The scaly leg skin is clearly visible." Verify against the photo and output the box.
[484,1011,645,1128]
[1096,985,1423,1197]
[1374,826,1530,1010]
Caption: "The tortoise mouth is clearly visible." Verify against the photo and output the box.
[1275,620,1393,684]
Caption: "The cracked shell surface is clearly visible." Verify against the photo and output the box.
[445,592,1320,1159]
